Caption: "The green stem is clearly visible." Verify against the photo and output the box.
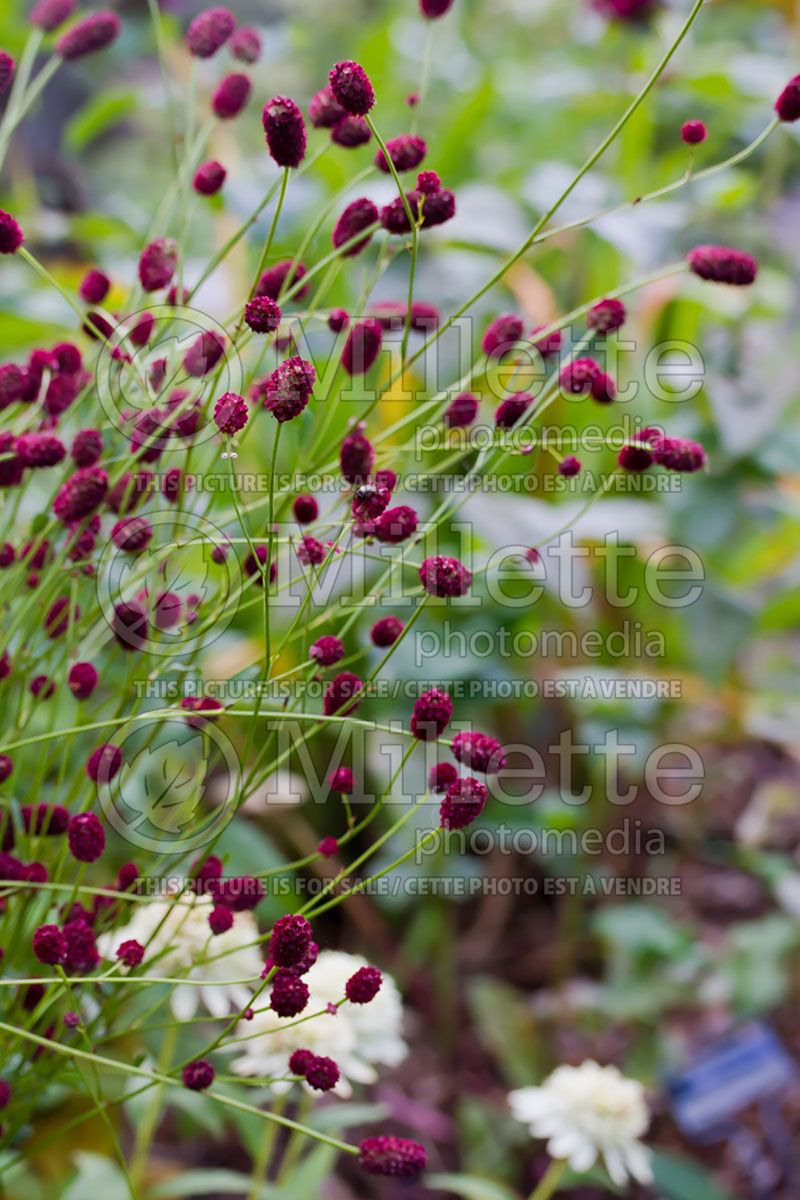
[526,1159,567,1200]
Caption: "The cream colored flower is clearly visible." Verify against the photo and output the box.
[509,1061,652,1187]
[97,894,263,1019]
[230,950,407,1097]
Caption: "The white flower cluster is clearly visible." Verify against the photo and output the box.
[98,894,263,1019]
[509,1060,652,1187]
[231,950,408,1096]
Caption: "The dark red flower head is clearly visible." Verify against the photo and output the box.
[482,313,523,358]
[440,776,488,830]
[558,455,582,477]
[328,766,354,794]
[243,545,275,587]
[417,169,441,194]
[340,424,375,483]
[380,187,456,233]
[332,198,379,257]
[68,661,98,700]
[209,905,234,935]
[618,443,653,472]
[359,1136,427,1177]
[213,73,251,119]
[209,874,263,911]
[30,675,56,700]
[411,688,453,740]
[293,493,319,524]
[182,1060,215,1090]
[775,75,800,122]
[310,635,345,667]
[375,134,427,174]
[186,7,234,58]
[30,0,76,32]
[289,1048,314,1076]
[213,392,248,436]
[560,357,601,396]
[495,393,533,430]
[33,924,66,965]
[271,970,309,1017]
[687,244,757,286]
[54,338,83,369]
[53,466,108,523]
[329,60,375,116]
[0,209,23,254]
[183,330,226,377]
[0,364,25,408]
[429,761,458,793]
[341,318,383,376]
[323,671,364,716]
[79,269,110,304]
[309,86,346,128]
[346,965,382,1004]
[587,297,626,334]
[116,938,145,966]
[138,238,177,292]
[86,743,122,783]
[263,356,315,422]
[371,615,404,647]
[444,392,478,428]
[353,483,391,520]
[593,0,655,17]
[67,812,105,863]
[263,95,307,169]
[110,599,148,650]
[419,555,472,598]
[244,295,282,334]
[193,160,226,195]
[44,596,78,637]
[56,11,121,60]
[374,504,418,544]
[331,115,371,147]
[651,435,706,472]
[257,259,309,302]
[305,1054,340,1091]
[63,919,99,973]
[451,730,505,773]
[231,26,261,62]
[17,433,66,468]
[270,913,313,967]
[297,535,326,566]
[681,119,707,144]
[420,0,454,16]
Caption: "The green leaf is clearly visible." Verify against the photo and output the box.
[427,1173,519,1200]
[650,1150,735,1200]
[65,90,137,152]
[62,1153,132,1200]
[308,1101,388,1131]
[467,977,540,1088]
[275,1143,336,1198]
[151,1170,277,1197]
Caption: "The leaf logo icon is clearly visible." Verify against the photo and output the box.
[117,738,207,835]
